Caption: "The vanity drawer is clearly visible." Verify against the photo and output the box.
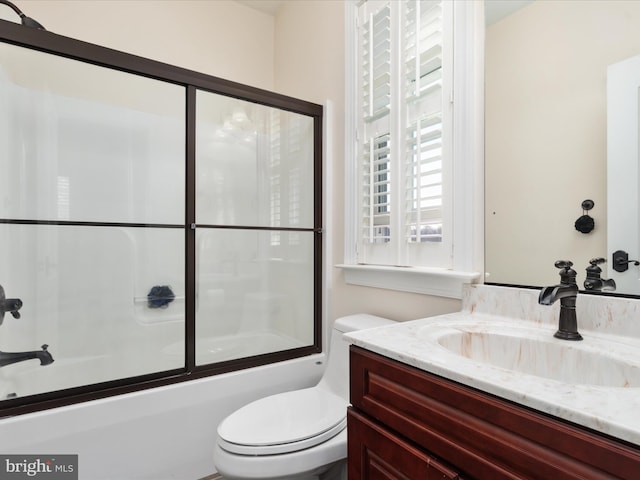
[350,346,640,479]
[348,407,463,479]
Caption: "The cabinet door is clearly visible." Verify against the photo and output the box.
[348,408,462,480]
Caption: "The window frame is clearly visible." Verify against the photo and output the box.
[340,0,484,299]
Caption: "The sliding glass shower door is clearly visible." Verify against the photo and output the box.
[195,92,316,365]
[0,33,321,410]
[0,43,186,398]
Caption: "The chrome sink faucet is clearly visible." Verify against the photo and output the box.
[538,260,583,341]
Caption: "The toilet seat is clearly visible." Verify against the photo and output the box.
[217,387,348,456]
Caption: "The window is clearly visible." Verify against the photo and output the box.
[341,0,484,298]
[358,0,451,268]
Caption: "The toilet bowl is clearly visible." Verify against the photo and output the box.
[213,314,395,480]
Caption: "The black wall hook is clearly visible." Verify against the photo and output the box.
[575,199,595,234]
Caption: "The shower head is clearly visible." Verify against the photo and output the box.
[0,0,46,30]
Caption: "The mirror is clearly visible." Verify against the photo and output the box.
[484,0,640,296]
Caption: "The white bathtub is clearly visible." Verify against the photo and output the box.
[0,355,112,399]
[1,331,307,400]
[163,331,306,365]
[0,351,325,479]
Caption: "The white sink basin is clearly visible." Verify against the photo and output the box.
[419,321,640,388]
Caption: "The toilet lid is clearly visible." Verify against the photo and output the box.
[217,387,348,455]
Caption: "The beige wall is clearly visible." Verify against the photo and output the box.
[16,0,275,90]
[485,0,640,287]
[5,0,461,322]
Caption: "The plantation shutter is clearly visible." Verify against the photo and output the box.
[404,0,444,244]
[357,0,450,267]
[361,2,392,246]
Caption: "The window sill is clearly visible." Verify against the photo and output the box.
[336,264,481,299]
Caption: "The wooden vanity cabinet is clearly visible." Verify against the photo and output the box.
[348,346,640,479]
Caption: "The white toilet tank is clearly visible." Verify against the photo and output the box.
[317,314,395,400]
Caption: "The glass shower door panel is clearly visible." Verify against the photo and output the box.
[195,229,314,366]
[0,224,184,400]
[0,42,185,225]
[196,90,315,228]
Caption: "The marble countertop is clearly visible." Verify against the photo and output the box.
[345,285,640,446]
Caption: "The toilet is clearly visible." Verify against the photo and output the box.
[213,314,395,480]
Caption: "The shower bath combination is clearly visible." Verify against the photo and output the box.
[0,34,319,401]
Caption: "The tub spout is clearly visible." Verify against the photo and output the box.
[0,344,54,368]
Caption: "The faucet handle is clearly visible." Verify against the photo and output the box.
[0,284,22,324]
[554,260,577,284]
[554,260,573,269]
[586,258,605,278]
[3,299,22,319]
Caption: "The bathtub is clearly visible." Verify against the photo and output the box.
[0,355,111,399]
[1,331,307,400]
[163,331,306,365]
[0,350,325,479]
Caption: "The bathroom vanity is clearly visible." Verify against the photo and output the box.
[348,347,639,479]
[346,285,640,479]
